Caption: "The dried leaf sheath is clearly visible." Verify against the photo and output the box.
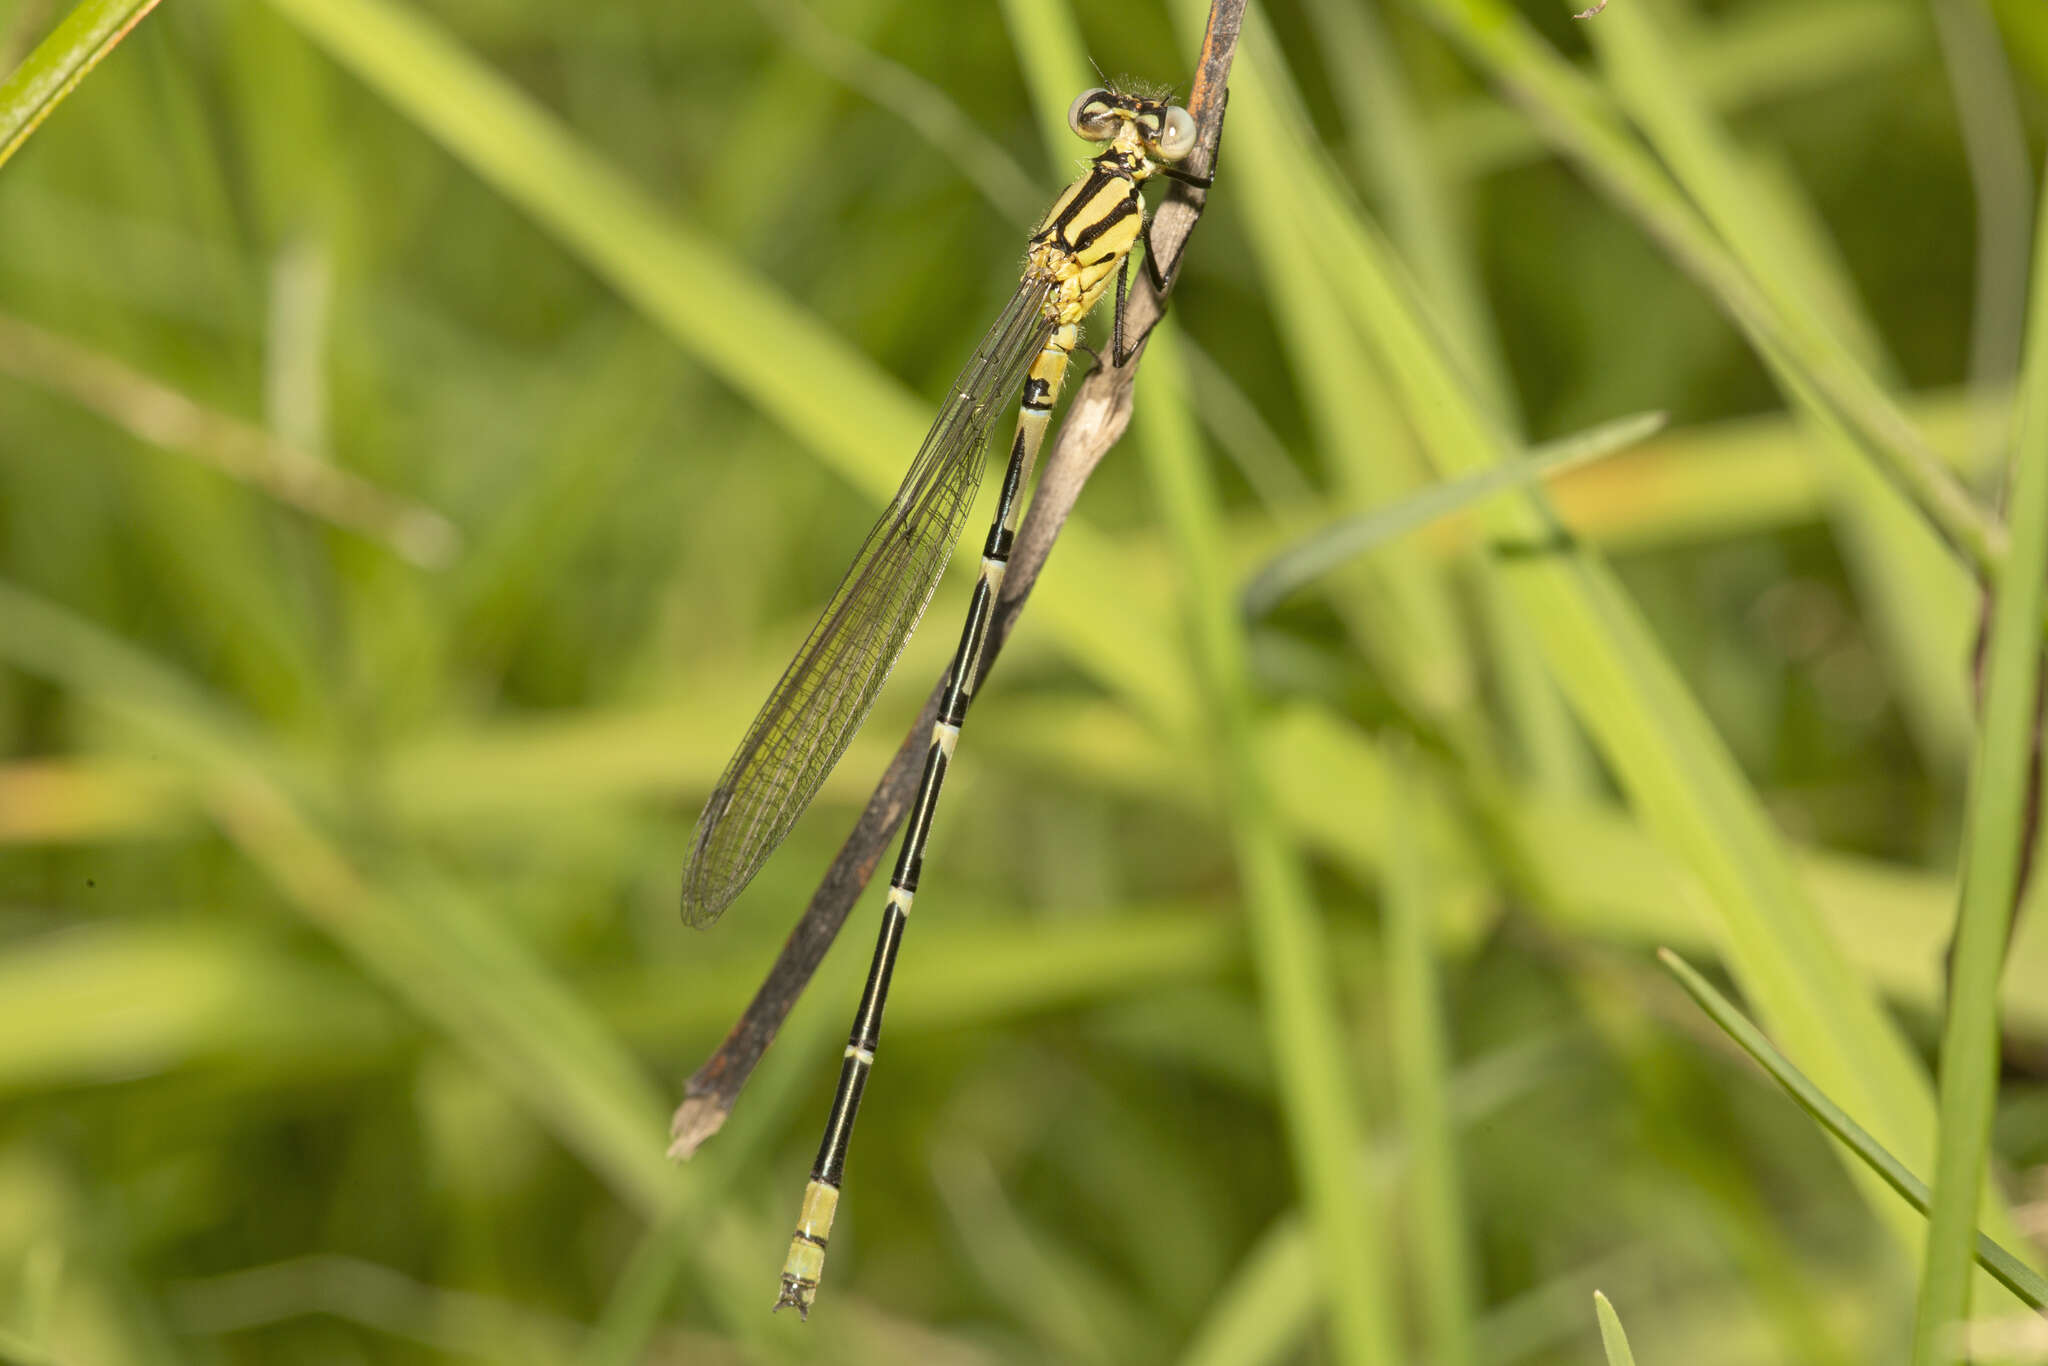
[680,279,1055,925]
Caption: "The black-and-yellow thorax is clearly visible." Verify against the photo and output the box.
[1023,89,1195,332]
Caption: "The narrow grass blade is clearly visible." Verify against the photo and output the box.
[1301,0,1512,416]
[1420,0,2012,607]
[1216,3,1951,1262]
[0,0,157,166]
[1929,0,2034,420]
[751,0,1039,223]
[166,1255,585,1363]
[582,975,840,1365]
[1179,0,1475,722]
[1299,0,1594,800]
[1593,1291,1639,1366]
[0,314,459,565]
[1912,158,2048,1364]
[1385,750,1478,1366]
[1578,0,1976,767]
[0,584,689,1228]
[1242,411,1665,618]
[260,0,1197,737]
[260,0,923,495]
[934,1146,1145,1366]
[1427,0,1922,183]
[995,0,1088,163]
[1138,323,1400,1366]
[1658,948,2048,1311]
[1174,1216,1316,1366]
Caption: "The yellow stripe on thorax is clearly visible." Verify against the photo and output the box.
[1059,179,1135,248]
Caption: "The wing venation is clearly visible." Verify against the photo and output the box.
[681,280,1054,925]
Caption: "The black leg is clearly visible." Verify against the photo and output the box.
[1112,254,1133,365]
[1147,94,1229,293]
[1143,226,1173,295]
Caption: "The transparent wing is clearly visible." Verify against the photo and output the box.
[681,279,1054,925]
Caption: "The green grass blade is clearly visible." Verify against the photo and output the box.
[0,313,458,565]
[1384,751,1478,1366]
[995,0,1088,163]
[1138,323,1399,1365]
[1177,0,1475,724]
[752,0,1039,224]
[1420,0,2009,599]
[1578,0,1976,768]
[1242,410,1665,618]
[1173,1216,1316,1366]
[582,980,840,1364]
[1658,949,2048,1311]
[0,0,156,167]
[0,583,687,1225]
[258,0,922,495]
[1930,0,2035,414]
[1593,1291,1639,1366]
[1300,0,1511,418]
[1427,0,1923,182]
[1301,0,1600,798]
[1912,158,2048,1363]
[1223,0,1955,1256]
[259,0,1196,738]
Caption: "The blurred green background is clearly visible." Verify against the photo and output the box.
[3,0,2047,1361]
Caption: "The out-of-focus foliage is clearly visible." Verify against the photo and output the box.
[1,0,2044,1362]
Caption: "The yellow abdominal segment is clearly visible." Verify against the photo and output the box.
[776,1179,841,1318]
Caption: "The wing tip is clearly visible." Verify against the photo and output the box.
[679,886,730,929]
[679,839,743,928]
[679,784,741,926]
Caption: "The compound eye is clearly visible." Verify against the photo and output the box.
[1066,88,1117,141]
[1154,104,1196,161]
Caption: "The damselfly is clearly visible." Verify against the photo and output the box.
[680,84,1210,1317]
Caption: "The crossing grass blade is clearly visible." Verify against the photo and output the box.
[0,0,158,167]
[1416,0,2008,595]
[1177,0,1476,727]
[0,313,459,565]
[1658,949,2048,1311]
[0,583,712,1259]
[1425,0,1926,184]
[1913,158,2048,1361]
[1298,0,1594,801]
[1192,0,1982,1262]
[1384,751,1478,1366]
[751,0,1041,225]
[1241,410,1665,618]
[1139,322,1400,1366]
[1573,0,1976,769]
[1301,0,1513,420]
[1173,1216,1317,1366]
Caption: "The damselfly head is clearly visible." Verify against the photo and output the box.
[1065,87,1197,164]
